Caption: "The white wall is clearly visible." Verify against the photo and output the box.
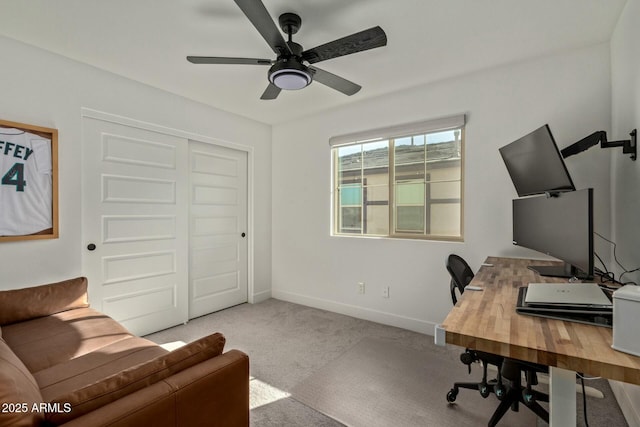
[0,35,272,299]
[611,0,640,285]
[271,43,612,334]
[609,0,640,424]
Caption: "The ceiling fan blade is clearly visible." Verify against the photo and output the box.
[233,0,292,56]
[309,66,361,96]
[302,26,387,64]
[187,56,272,65]
[260,83,281,100]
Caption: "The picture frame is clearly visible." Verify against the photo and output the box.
[0,119,59,242]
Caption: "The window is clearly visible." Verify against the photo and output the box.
[331,115,464,240]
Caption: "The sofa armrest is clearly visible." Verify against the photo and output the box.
[57,380,176,427]
[165,349,250,427]
[59,350,249,427]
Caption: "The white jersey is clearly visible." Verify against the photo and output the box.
[0,128,52,236]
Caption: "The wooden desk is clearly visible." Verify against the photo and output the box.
[441,256,640,426]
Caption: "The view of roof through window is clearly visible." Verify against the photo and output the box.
[333,129,463,239]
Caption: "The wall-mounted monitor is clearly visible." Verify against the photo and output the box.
[500,124,575,197]
[512,188,593,280]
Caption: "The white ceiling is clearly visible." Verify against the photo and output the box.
[0,0,627,125]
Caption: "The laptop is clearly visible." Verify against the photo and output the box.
[524,283,612,308]
[516,288,612,327]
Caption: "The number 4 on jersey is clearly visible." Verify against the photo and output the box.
[2,163,26,192]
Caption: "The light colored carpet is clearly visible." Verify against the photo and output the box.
[292,336,538,427]
[146,299,627,427]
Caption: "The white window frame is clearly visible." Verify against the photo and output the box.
[330,114,465,241]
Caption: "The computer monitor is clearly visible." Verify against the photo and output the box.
[499,125,576,197]
[512,188,594,279]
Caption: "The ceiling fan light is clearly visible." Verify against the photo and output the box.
[270,69,311,90]
[268,59,312,90]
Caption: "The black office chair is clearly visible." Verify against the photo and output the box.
[445,254,549,426]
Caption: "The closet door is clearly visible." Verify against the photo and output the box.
[189,141,248,319]
[82,116,189,336]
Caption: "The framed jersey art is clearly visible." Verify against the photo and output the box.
[0,119,58,242]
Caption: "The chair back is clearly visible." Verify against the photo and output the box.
[446,254,475,305]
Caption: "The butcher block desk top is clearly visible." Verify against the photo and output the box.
[441,256,640,385]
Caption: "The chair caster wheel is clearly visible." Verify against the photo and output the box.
[460,351,475,365]
[479,383,490,398]
[495,385,506,400]
[523,389,535,405]
[446,389,458,403]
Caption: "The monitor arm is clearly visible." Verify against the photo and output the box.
[561,129,637,161]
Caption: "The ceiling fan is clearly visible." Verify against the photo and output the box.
[187,0,387,100]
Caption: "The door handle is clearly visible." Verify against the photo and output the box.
[241,233,246,238]
[87,243,96,251]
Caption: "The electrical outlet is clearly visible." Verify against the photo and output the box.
[382,286,390,298]
[358,282,365,294]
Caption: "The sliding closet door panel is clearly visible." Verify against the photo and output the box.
[189,141,248,319]
[82,117,188,336]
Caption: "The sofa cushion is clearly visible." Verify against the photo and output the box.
[37,336,169,401]
[0,277,89,326]
[45,332,226,425]
[0,338,45,427]
[1,308,132,373]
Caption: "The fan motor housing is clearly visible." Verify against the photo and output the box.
[279,13,302,35]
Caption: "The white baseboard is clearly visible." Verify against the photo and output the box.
[609,380,640,427]
[272,290,436,335]
[251,289,272,304]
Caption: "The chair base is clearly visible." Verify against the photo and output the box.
[447,376,549,427]
[488,380,549,427]
[447,378,506,402]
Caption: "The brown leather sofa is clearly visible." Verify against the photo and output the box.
[0,277,249,427]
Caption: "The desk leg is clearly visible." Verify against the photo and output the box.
[549,366,576,426]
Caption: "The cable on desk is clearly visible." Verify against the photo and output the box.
[580,374,590,427]
[621,267,640,284]
[594,232,639,286]
[576,372,601,380]
[594,251,610,276]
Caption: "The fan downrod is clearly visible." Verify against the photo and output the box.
[279,13,301,35]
